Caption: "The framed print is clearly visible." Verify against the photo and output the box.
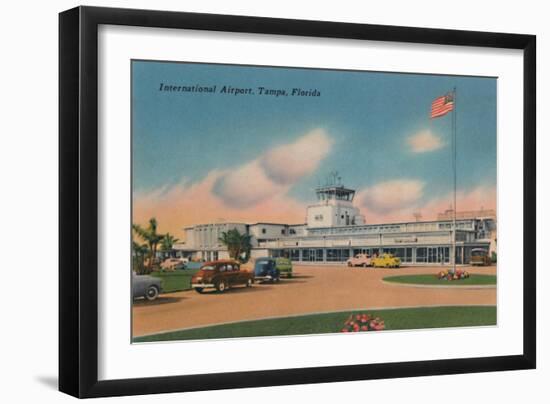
[59,6,536,398]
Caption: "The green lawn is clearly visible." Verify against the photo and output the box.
[150,269,199,293]
[383,274,497,286]
[133,306,496,342]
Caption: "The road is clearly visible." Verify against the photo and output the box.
[132,264,496,337]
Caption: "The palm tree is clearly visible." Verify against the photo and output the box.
[132,218,165,272]
[159,232,179,259]
[160,233,179,253]
[218,228,252,263]
[132,241,149,274]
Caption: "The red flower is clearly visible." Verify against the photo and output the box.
[343,313,385,333]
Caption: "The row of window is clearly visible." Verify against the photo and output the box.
[270,246,475,264]
[307,221,478,237]
[259,228,297,235]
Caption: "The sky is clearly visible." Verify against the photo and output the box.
[132,60,497,238]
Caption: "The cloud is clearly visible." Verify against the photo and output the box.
[355,185,496,224]
[133,172,308,239]
[356,179,425,214]
[407,130,444,153]
[133,128,332,236]
[212,160,287,208]
[420,186,497,219]
[213,128,332,208]
[260,129,333,185]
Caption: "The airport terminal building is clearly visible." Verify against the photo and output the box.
[179,181,496,266]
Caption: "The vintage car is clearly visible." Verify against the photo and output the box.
[346,253,372,267]
[372,253,401,268]
[191,260,253,293]
[275,257,293,278]
[470,248,492,266]
[160,257,188,271]
[132,271,163,301]
[253,257,280,282]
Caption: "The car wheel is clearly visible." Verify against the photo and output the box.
[145,285,159,301]
[216,280,227,293]
[246,278,253,287]
[194,287,204,294]
[347,262,352,267]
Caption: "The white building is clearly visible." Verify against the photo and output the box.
[179,180,495,265]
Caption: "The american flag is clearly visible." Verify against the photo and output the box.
[431,93,454,118]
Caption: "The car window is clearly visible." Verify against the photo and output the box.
[219,265,227,272]
[227,264,233,271]
[201,265,215,271]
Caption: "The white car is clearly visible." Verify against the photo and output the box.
[160,257,188,271]
[346,253,372,267]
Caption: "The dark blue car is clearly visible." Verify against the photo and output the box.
[253,257,280,283]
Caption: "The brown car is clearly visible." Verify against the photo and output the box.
[191,260,253,293]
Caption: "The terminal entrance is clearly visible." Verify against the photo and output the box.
[416,246,450,264]
[302,249,324,262]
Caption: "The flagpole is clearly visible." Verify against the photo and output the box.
[452,86,457,273]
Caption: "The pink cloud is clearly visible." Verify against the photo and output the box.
[212,160,288,208]
[212,128,332,208]
[356,186,496,224]
[260,129,332,185]
[407,130,444,153]
[133,172,307,239]
[134,129,333,238]
[356,179,425,214]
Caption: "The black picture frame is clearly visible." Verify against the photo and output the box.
[59,6,536,398]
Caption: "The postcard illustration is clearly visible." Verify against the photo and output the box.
[131,60,497,342]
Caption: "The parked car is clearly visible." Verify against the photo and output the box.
[346,253,372,267]
[160,257,188,271]
[470,248,492,266]
[275,257,293,278]
[191,260,253,293]
[253,257,280,282]
[132,271,163,301]
[372,253,401,268]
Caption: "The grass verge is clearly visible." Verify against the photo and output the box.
[133,305,496,342]
[383,274,496,286]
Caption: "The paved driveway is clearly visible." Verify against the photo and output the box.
[132,264,496,337]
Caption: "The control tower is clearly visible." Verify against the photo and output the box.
[306,172,365,228]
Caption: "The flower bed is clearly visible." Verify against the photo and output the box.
[436,269,470,281]
[341,313,385,332]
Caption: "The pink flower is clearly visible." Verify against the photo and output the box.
[372,321,385,331]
